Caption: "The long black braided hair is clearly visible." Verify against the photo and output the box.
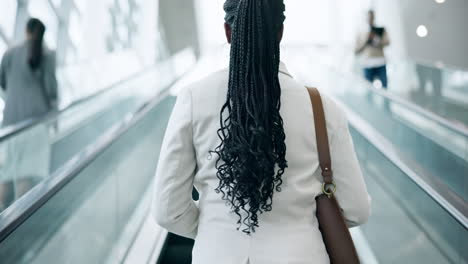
[212,0,287,234]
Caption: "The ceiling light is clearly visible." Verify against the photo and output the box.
[417,25,428,38]
[435,0,445,3]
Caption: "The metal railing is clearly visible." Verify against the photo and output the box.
[0,65,156,142]
[0,83,174,243]
[330,66,468,138]
[334,99,468,229]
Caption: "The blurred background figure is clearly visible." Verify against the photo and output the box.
[355,10,390,89]
[0,18,56,211]
[0,18,58,126]
[0,0,163,214]
[416,64,443,97]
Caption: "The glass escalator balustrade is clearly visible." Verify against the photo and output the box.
[0,50,145,126]
[0,56,178,213]
[0,95,176,264]
[387,60,468,128]
[282,48,467,263]
[0,44,465,263]
[351,127,467,264]
[285,50,468,203]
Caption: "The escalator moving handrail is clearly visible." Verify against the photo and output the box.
[333,99,468,229]
[330,67,468,138]
[0,65,156,142]
[413,58,468,73]
[366,83,468,137]
[0,79,176,243]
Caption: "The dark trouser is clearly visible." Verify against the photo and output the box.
[364,65,388,89]
[415,64,442,96]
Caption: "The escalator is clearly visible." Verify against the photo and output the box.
[349,121,467,263]
[287,50,468,206]
[0,93,177,263]
[0,52,466,264]
[284,50,467,263]
[0,56,179,211]
[0,43,195,263]
[156,123,467,264]
[155,53,468,263]
[0,54,183,262]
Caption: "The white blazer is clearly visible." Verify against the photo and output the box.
[152,63,371,264]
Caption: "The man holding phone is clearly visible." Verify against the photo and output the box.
[355,10,390,89]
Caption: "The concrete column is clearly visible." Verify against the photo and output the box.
[13,0,30,43]
[158,0,200,58]
[56,0,75,65]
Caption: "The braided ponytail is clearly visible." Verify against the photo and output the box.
[212,0,287,234]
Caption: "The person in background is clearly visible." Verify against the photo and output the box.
[0,18,56,211]
[355,10,390,89]
[416,64,442,97]
[0,18,58,126]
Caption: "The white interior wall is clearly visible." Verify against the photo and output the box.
[81,0,158,64]
[159,0,200,57]
[133,0,158,66]
[282,0,332,46]
[376,0,468,69]
[195,0,370,55]
[194,0,225,54]
[81,0,113,60]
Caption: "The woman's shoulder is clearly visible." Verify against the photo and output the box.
[174,68,230,121]
[318,92,349,138]
[182,68,229,100]
[188,68,228,90]
[43,46,56,56]
[320,92,346,121]
[41,48,56,64]
[281,79,347,125]
[288,84,348,132]
[2,43,55,59]
[1,45,21,66]
[10,42,31,53]
[2,45,21,59]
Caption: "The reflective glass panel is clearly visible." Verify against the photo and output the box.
[0,96,176,263]
[0,56,177,213]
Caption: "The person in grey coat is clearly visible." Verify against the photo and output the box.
[0,18,58,126]
[0,18,56,211]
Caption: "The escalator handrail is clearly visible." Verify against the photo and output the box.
[0,78,177,243]
[333,98,468,229]
[332,67,468,138]
[365,81,468,137]
[0,65,156,142]
[412,57,468,73]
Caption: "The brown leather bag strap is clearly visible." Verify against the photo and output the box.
[307,87,333,185]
